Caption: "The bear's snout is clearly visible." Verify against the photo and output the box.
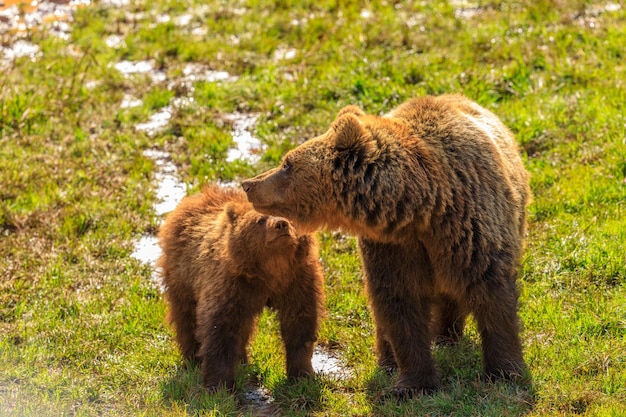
[267,217,291,236]
[273,219,288,231]
[241,180,253,193]
[265,217,295,245]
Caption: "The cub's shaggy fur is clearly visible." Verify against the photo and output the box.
[158,184,325,391]
[243,95,531,397]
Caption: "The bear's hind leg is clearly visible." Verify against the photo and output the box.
[471,266,526,381]
[432,294,468,346]
[165,287,199,363]
[375,326,398,373]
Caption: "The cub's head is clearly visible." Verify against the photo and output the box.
[223,203,299,263]
[242,105,386,233]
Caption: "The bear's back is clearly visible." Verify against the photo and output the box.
[390,95,530,209]
[158,185,250,289]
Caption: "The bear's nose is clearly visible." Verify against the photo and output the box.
[275,219,288,231]
[241,180,251,193]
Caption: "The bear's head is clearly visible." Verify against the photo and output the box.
[221,203,300,267]
[242,105,414,237]
[221,203,307,281]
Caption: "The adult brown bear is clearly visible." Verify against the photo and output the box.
[242,95,531,397]
[158,184,325,391]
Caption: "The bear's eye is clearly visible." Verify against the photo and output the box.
[282,160,291,172]
[256,217,266,226]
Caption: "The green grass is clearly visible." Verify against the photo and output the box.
[1,0,625,415]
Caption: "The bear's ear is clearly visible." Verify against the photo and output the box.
[224,203,238,225]
[336,105,365,118]
[332,113,371,152]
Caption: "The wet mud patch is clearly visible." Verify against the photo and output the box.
[242,386,280,416]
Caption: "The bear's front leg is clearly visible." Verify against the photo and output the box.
[195,288,262,392]
[277,305,316,379]
[274,270,323,379]
[360,239,439,398]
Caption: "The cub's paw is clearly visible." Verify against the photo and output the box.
[390,375,440,400]
[392,385,438,400]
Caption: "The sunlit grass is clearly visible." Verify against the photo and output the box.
[1,0,625,415]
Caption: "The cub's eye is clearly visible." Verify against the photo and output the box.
[256,217,267,226]
[282,160,291,172]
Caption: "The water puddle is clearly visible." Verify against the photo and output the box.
[0,0,89,64]
[243,386,278,415]
[574,2,621,28]
[134,106,173,137]
[312,346,351,379]
[104,34,123,48]
[273,47,297,61]
[0,38,39,61]
[131,235,161,273]
[130,149,187,288]
[240,346,350,412]
[143,149,187,216]
[113,59,167,83]
[224,112,264,164]
[120,93,142,109]
[449,0,484,19]
[180,62,238,84]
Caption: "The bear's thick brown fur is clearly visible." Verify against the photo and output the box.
[158,184,325,391]
[242,95,531,397]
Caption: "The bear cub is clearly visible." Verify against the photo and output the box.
[158,184,325,391]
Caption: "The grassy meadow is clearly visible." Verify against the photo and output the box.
[1,0,625,415]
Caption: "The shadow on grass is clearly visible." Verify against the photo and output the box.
[160,362,324,416]
[159,363,240,415]
[365,338,537,416]
[269,376,325,416]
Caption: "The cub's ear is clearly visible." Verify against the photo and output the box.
[336,105,365,118]
[224,203,238,224]
[332,113,372,152]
